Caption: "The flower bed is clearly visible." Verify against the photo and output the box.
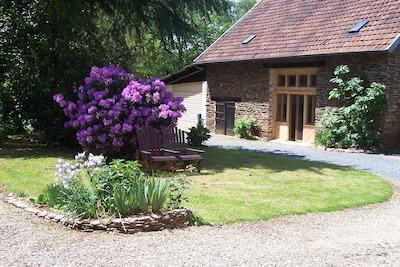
[5,194,192,234]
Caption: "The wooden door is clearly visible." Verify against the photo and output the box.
[289,95,304,141]
[215,101,235,135]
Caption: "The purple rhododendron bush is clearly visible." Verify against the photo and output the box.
[54,64,185,158]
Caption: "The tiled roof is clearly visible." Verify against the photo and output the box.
[195,0,400,63]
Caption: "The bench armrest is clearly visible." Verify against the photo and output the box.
[187,148,205,153]
[161,148,180,155]
[140,150,152,155]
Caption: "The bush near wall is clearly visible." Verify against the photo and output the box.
[316,65,387,150]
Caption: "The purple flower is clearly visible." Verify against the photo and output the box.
[159,110,168,119]
[84,114,92,123]
[103,118,112,126]
[93,91,105,101]
[54,64,186,157]
[53,94,66,107]
[88,106,97,114]
[67,102,77,111]
[97,134,107,144]
[122,123,133,133]
[153,92,161,103]
[99,99,110,108]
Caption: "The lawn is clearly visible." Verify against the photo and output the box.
[0,136,393,225]
[0,137,75,196]
[184,147,393,224]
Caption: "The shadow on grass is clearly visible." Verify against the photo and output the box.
[201,146,354,176]
[0,137,359,177]
[0,137,75,159]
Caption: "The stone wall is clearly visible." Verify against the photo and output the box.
[205,50,400,149]
[386,48,400,148]
[5,194,192,234]
[206,61,271,138]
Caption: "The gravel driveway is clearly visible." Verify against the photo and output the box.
[1,135,400,266]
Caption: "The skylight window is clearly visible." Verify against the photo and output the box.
[242,34,256,44]
[348,20,368,33]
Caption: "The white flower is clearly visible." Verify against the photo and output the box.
[84,153,105,168]
[75,152,86,161]
[55,152,105,188]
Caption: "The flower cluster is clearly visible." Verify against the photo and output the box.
[55,152,105,188]
[54,64,185,157]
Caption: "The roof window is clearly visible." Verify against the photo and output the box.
[242,34,256,44]
[348,20,368,33]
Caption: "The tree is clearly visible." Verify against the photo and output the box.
[83,0,230,41]
[1,0,104,145]
[235,0,258,18]
[0,0,230,145]
[122,0,258,78]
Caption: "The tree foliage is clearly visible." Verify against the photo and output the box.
[1,0,104,144]
[0,0,254,145]
[316,65,387,150]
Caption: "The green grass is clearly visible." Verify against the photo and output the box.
[0,137,393,225]
[183,147,393,224]
[0,137,74,196]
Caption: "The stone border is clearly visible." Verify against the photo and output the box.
[5,194,192,234]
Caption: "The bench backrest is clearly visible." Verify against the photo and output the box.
[136,125,164,156]
[163,126,188,154]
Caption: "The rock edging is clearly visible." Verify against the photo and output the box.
[5,194,192,234]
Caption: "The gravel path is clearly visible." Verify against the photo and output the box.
[1,136,400,266]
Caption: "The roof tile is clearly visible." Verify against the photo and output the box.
[195,0,400,63]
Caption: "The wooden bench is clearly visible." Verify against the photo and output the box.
[163,126,204,173]
[136,125,179,173]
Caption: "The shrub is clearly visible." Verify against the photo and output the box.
[41,152,185,218]
[234,118,258,140]
[166,175,192,210]
[187,120,210,146]
[54,64,186,158]
[36,184,68,210]
[0,127,7,143]
[61,176,98,219]
[0,116,19,143]
[89,159,144,210]
[316,65,387,150]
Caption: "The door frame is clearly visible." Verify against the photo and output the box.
[272,68,317,143]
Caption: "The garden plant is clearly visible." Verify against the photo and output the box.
[186,119,211,146]
[54,64,186,158]
[234,118,258,140]
[316,65,387,150]
[37,152,190,219]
